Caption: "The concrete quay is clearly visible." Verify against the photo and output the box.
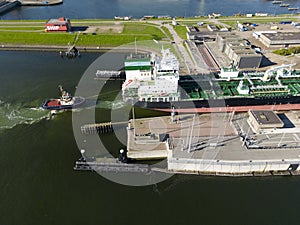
[126,111,300,176]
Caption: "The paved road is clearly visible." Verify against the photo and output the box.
[164,23,210,74]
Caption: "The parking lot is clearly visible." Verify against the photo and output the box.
[233,111,300,149]
[235,22,300,69]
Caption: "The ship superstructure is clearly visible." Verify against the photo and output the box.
[122,47,300,109]
[122,48,179,103]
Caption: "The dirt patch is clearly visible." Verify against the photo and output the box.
[84,23,124,34]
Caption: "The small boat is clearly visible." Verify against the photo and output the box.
[288,7,299,10]
[280,3,290,7]
[272,0,282,4]
[41,85,85,110]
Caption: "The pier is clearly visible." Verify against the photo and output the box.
[73,157,150,173]
[76,112,300,177]
[81,121,128,134]
[95,70,124,80]
[124,111,300,175]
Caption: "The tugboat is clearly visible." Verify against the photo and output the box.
[41,85,85,110]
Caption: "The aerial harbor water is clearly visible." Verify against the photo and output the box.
[1,50,300,224]
[1,0,300,20]
[2,0,300,223]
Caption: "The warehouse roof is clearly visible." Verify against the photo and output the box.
[249,110,283,125]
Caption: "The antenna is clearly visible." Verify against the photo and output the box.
[132,100,136,138]
[135,37,137,55]
[171,106,175,123]
[188,114,196,153]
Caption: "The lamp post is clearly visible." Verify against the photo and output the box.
[80,149,86,161]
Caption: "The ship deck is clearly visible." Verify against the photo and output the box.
[156,103,300,113]
[46,99,60,107]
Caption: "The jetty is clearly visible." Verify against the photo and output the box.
[95,70,124,80]
[73,157,150,173]
[81,121,128,134]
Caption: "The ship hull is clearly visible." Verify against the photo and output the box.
[41,97,85,110]
[132,95,300,109]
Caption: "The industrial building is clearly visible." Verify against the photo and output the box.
[187,28,262,69]
[259,32,300,48]
[248,110,284,133]
[186,30,218,43]
[215,34,263,69]
[45,17,71,32]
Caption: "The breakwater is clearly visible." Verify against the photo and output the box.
[0,0,62,16]
[0,1,20,15]
[19,0,62,6]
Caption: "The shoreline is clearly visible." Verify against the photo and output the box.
[0,44,162,56]
[19,0,63,6]
[0,44,112,52]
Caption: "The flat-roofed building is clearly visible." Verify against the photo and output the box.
[207,24,218,32]
[216,34,262,68]
[216,34,242,52]
[259,32,300,48]
[248,110,284,132]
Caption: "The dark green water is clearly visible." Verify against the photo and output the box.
[1,51,300,225]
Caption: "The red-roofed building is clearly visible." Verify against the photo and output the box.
[45,17,71,32]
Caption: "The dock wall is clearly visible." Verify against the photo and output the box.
[168,157,300,176]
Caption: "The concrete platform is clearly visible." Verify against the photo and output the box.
[127,111,300,175]
[127,113,235,160]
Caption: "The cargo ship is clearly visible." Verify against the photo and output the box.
[41,85,85,110]
[121,49,300,110]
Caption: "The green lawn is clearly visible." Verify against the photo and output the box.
[273,47,300,56]
[0,22,167,46]
[0,32,75,45]
[161,26,173,40]
[173,25,187,40]
[77,34,160,46]
[0,27,44,31]
[122,23,165,40]
[219,16,299,27]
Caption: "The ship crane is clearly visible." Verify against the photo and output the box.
[262,63,296,81]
